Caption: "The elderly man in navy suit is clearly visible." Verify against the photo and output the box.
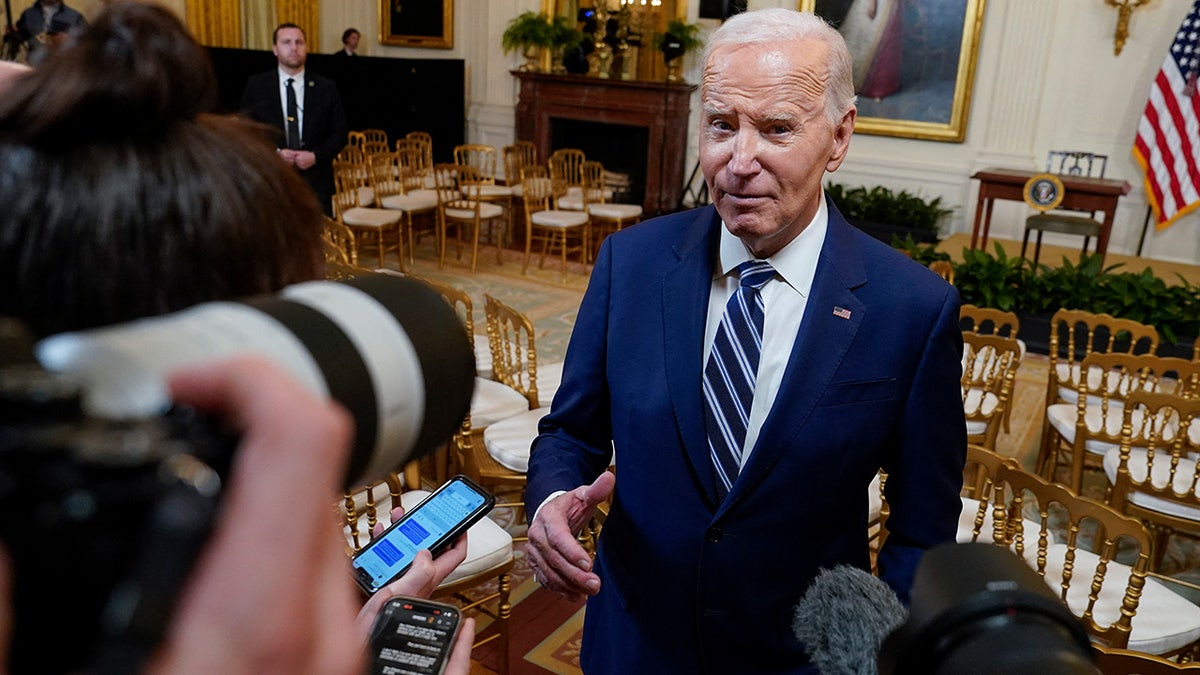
[241,23,347,214]
[523,8,966,673]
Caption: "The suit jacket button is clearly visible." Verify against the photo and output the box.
[706,527,723,543]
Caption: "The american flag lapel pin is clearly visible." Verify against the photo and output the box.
[833,306,852,320]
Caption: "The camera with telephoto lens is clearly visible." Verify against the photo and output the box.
[0,274,476,675]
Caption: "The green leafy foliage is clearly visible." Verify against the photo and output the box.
[949,249,1200,345]
[893,235,950,265]
[502,12,555,53]
[826,181,952,233]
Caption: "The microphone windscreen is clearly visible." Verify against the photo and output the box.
[794,565,908,675]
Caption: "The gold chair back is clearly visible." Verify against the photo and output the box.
[928,260,954,284]
[484,293,540,409]
[362,128,388,147]
[548,147,586,195]
[454,144,500,184]
[996,463,1151,650]
[960,304,1020,340]
[961,333,1022,451]
[1045,308,1159,408]
[346,130,367,150]
[323,216,358,267]
[960,443,1019,544]
[1107,389,1200,569]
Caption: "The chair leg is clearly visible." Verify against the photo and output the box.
[470,217,481,273]
[1021,228,1032,259]
[1033,231,1044,266]
[523,224,533,275]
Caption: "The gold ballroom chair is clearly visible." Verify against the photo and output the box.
[958,443,1021,545]
[369,151,439,270]
[331,159,403,269]
[1038,309,1160,478]
[431,163,507,273]
[323,216,358,267]
[454,144,514,245]
[341,462,514,675]
[1039,352,1195,496]
[994,463,1200,656]
[1021,150,1109,265]
[362,127,388,147]
[547,147,587,208]
[520,164,590,284]
[501,142,538,239]
[1105,389,1200,571]
[960,333,1023,452]
[574,160,643,261]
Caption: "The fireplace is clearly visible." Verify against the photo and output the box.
[513,71,696,216]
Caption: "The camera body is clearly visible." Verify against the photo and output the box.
[0,274,476,673]
[0,336,234,674]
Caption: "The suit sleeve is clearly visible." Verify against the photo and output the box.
[525,237,617,519]
[876,283,967,603]
[311,82,347,166]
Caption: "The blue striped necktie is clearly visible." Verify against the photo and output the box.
[703,259,775,500]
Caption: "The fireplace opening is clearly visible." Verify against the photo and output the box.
[550,118,649,208]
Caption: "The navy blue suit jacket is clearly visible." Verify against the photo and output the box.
[240,69,347,210]
[526,200,966,674]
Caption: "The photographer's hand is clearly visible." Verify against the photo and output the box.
[148,357,364,675]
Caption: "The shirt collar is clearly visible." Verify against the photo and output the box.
[278,68,306,84]
[714,195,828,298]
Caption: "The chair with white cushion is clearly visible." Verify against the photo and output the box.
[961,333,1022,452]
[520,165,590,284]
[332,160,403,270]
[341,462,513,675]
[575,160,642,262]
[1036,309,1159,482]
[996,463,1200,656]
[1105,388,1200,571]
[369,151,438,270]
[1041,352,1195,494]
[432,163,507,273]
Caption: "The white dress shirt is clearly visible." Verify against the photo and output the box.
[704,197,828,466]
[277,68,306,146]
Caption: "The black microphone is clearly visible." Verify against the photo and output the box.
[793,565,908,675]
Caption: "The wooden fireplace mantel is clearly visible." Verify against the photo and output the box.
[513,71,696,215]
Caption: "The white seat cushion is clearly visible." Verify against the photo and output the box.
[446,201,505,220]
[342,206,401,229]
[474,334,494,380]
[536,361,564,408]
[483,406,550,472]
[470,377,529,428]
[557,194,584,211]
[343,489,514,587]
[531,209,589,228]
[1031,544,1200,655]
[588,202,642,220]
[1103,446,1200,521]
[509,183,524,198]
[357,186,375,206]
[1047,403,1163,457]
[463,184,514,199]
[381,192,438,212]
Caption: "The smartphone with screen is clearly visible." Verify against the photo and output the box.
[367,596,461,675]
[351,474,494,595]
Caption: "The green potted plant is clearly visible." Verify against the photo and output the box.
[548,14,584,74]
[653,19,702,82]
[503,12,555,72]
[826,181,952,244]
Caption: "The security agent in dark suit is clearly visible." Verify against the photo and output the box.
[523,8,966,673]
[241,23,347,214]
[15,0,87,64]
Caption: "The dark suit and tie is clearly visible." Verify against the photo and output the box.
[240,25,347,213]
[524,9,966,673]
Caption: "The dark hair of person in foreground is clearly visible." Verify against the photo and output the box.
[0,1,325,339]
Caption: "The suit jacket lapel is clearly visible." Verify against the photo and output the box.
[725,198,868,507]
[662,206,723,508]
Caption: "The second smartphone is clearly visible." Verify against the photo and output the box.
[351,474,495,595]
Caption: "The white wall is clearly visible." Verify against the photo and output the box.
[10,0,1196,264]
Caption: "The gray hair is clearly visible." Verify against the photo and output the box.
[703,8,856,125]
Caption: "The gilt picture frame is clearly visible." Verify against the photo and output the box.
[380,0,453,49]
[798,0,986,142]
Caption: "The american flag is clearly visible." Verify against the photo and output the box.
[1133,1,1200,230]
[832,306,852,320]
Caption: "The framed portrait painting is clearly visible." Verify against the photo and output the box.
[798,0,986,142]
[380,0,453,48]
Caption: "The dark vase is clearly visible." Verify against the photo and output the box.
[661,35,685,63]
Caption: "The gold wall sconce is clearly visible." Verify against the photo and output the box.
[1105,0,1150,56]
